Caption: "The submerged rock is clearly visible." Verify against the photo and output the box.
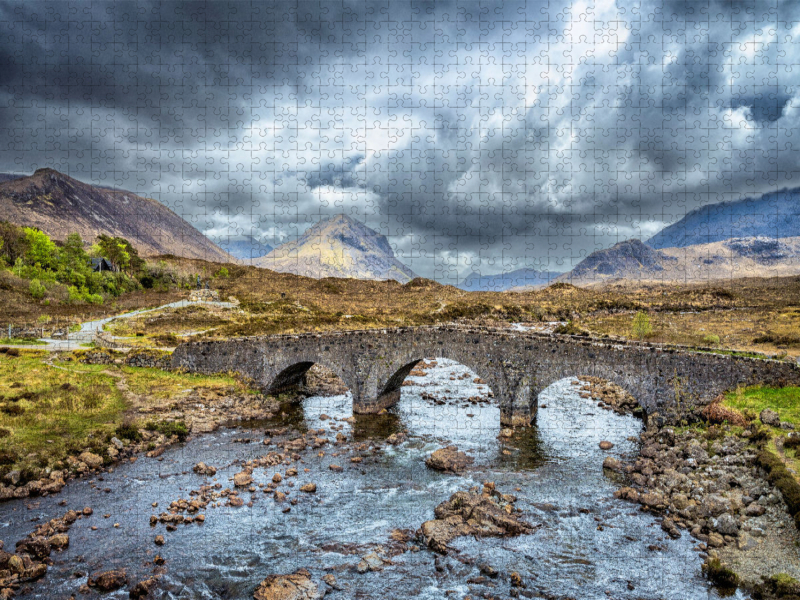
[88,569,127,592]
[193,462,217,477]
[416,486,534,553]
[253,568,320,600]
[425,446,474,473]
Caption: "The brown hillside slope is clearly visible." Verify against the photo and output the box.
[0,168,235,262]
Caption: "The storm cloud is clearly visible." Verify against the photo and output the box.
[2,0,799,281]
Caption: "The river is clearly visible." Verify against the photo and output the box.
[0,359,744,599]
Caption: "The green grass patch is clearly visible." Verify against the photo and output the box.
[0,352,126,483]
[724,385,800,428]
[0,338,47,346]
[121,365,253,399]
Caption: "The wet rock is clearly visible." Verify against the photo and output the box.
[386,432,407,445]
[7,554,24,574]
[300,483,317,493]
[510,572,525,588]
[417,488,534,553]
[78,452,104,469]
[88,569,128,592]
[272,473,282,483]
[154,535,165,546]
[602,457,622,471]
[328,464,343,473]
[234,472,253,487]
[499,428,514,439]
[599,441,614,450]
[425,446,474,474]
[130,577,157,599]
[253,568,320,600]
[193,462,217,477]
[48,533,69,550]
[356,552,388,573]
[479,563,498,578]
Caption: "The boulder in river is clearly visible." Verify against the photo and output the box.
[193,462,217,477]
[88,569,127,592]
[425,446,474,473]
[417,486,534,553]
[233,471,253,487]
[253,568,320,600]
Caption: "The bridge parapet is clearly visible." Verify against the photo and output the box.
[171,326,800,427]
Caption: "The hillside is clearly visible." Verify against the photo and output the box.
[459,268,560,291]
[0,168,235,262]
[648,187,800,249]
[256,214,416,282]
[557,237,800,286]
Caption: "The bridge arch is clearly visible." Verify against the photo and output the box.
[263,355,358,402]
[369,351,516,423]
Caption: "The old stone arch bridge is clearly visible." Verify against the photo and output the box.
[171,326,800,427]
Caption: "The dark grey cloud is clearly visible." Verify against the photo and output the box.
[2,0,800,279]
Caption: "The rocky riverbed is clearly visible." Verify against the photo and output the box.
[0,359,795,598]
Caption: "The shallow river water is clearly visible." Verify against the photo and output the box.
[0,359,744,599]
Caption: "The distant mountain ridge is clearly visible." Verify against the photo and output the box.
[648,187,800,249]
[459,268,561,291]
[216,237,273,264]
[558,236,800,285]
[0,168,235,262]
[256,214,416,282]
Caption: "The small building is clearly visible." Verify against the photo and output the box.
[90,257,115,272]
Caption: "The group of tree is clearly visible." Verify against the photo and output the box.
[0,221,144,304]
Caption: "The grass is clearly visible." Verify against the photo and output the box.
[0,350,125,482]
[121,364,253,400]
[0,350,257,485]
[0,337,46,346]
[724,386,800,428]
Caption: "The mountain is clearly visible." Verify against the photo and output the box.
[256,214,416,282]
[459,268,561,291]
[648,187,800,249]
[558,237,800,286]
[0,168,235,262]
[216,237,273,264]
[557,239,676,285]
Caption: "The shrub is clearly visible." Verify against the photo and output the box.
[701,400,747,426]
[702,334,720,346]
[145,419,189,442]
[115,422,142,442]
[29,278,46,299]
[631,311,652,340]
[704,558,739,588]
[214,267,229,278]
[37,315,51,324]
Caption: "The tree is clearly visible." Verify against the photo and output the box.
[23,228,58,268]
[62,233,88,265]
[96,234,144,274]
[0,221,28,264]
[631,311,652,340]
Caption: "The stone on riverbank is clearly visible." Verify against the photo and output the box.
[78,452,104,469]
[425,446,474,474]
[253,569,320,600]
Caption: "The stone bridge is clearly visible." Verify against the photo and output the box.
[171,326,800,427]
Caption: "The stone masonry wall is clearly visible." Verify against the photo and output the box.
[171,327,800,427]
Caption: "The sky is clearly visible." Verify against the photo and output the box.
[1,0,799,281]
